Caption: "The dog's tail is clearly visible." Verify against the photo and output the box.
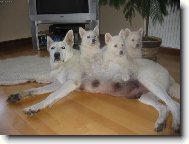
[168,76,180,100]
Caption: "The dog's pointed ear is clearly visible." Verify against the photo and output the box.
[119,29,125,39]
[64,30,74,47]
[47,36,54,50]
[105,33,112,44]
[93,25,99,36]
[79,27,86,38]
[124,28,131,38]
[138,27,143,36]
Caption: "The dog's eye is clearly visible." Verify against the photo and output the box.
[61,46,65,49]
[114,45,118,47]
[122,44,124,46]
[51,47,55,50]
[132,39,135,41]
[87,36,90,39]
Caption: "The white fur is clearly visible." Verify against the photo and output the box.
[79,26,101,74]
[124,28,143,59]
[102,30,130,81]
[6,30,80,115]
[47,30,74,70]
[22,26,101,115]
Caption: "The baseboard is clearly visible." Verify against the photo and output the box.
[0,37,32,49]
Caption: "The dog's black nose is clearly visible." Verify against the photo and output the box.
[92,39,96,43]
[136,44,140,48]
[119,51,124,55]
[54,52,60,60]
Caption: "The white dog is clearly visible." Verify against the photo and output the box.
[79,26,101,74]
[7,26,101,114]
[122,28,180,133]
[124,28,143,59]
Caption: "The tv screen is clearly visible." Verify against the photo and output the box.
[36,0,89,14]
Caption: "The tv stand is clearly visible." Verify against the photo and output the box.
[31,20,98,50]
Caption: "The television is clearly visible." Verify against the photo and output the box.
[28,0,99,23]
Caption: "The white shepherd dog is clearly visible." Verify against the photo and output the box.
[7,26,101,114]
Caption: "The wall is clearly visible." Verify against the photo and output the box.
[0,2,144,42]
[148,7,180,49]
[100,5,144,35]
[0,0,31,42]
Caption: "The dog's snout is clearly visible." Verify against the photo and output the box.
[136,44,140,48]
[54,52,60,60]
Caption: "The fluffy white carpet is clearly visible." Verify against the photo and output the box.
[0,55,52,85]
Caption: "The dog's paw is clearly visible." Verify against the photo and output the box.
[154,121,166,132]
[24,107,40,117]
[7,93,22,103]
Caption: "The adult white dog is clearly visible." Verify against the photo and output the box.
[7,26,101,114]
[123,28,180,133]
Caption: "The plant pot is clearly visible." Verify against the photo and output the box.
[142,36,162,61]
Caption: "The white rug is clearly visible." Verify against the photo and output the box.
[0,55,52,85]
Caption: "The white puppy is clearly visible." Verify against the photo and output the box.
[79,26,101,74]
[125,28,143,59]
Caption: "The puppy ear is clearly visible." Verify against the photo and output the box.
[138,27,143,36]
[64,30,74,47]
[93,25,99,36]
[79,27,86,38]
[124,28,131,38]
[105,33,112,44]
[47,36,54,51]
[119,29,125,39]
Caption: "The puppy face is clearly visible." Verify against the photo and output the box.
[124,28,143,49]
[47,30,74,67]
[105,30,126,57]
[79,26,99,47]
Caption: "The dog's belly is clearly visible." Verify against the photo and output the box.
[78,78,148,99]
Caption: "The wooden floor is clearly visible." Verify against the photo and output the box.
[0,44,180,135]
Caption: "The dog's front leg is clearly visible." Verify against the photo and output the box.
[7,81,61,103]
[24,79,81,116]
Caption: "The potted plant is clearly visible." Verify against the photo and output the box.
[99,0,179,60]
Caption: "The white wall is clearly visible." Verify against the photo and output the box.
[0,2,144,42]
[100,5,144,35]
[148,7,180,49]
[0,0,31,42]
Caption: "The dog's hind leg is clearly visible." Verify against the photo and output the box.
[140,79,180,133]
[24,79,81,116]
[138,92,169,132]
[7,81,61,103]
